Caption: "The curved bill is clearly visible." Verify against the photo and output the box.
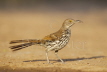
[75,20,83,23]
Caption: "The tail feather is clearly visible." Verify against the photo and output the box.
[9,39,44,51]
[10,39,39,44]
[9,43,34,51]
[10,40,28,44]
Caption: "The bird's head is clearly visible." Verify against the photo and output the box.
[62,18,82,29]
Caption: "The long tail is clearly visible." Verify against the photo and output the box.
[9,43,35,51]
[9,39,42,51]
[10,39,39,44]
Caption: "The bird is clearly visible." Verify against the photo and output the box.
[9,18,82,63]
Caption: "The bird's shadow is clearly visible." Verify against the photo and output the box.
[23,56,106,62]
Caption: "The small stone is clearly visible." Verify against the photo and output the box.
[8,62,12,63]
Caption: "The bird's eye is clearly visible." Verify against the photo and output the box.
[69,20,72,22]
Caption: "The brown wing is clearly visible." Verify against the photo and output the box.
[42,29,63,41]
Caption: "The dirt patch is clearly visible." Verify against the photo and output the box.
[0,66,83,72]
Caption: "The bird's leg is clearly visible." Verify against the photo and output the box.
[54,50,64,63]
[45,50,50,64]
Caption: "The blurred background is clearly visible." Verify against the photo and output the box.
[0,0,107,11]
[0,0,107,59]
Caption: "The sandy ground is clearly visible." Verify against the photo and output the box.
[0,10,107,72]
